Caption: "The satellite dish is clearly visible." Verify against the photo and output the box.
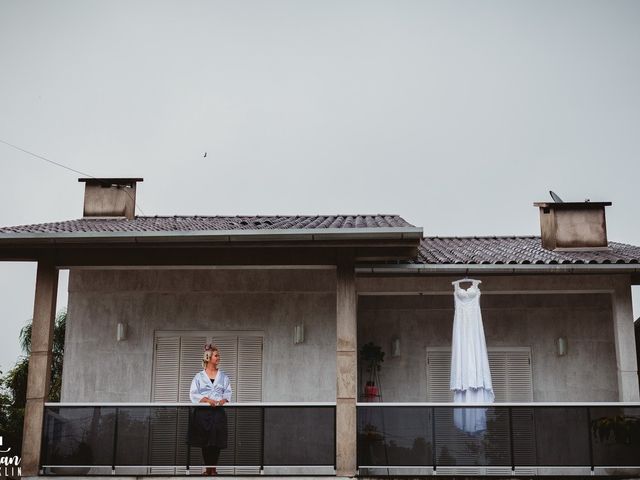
[549,191,564,203]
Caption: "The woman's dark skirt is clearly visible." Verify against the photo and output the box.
[188,406,228,449]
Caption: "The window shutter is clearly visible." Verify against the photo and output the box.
[150,337,180,474]
[488,351,508,402]
[237,336,263,402]
[152,332,264,474]
[426,350,453,402]
[179,337,207,402]
[153,336,180,402]
[175,337,207,474]
[426,347,534,474]
[506,350,533,401]
[234,336,263,474]
[212,336,239,401]
[426,348,533,402]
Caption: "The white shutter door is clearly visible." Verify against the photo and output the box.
[426,347,534,474]
[237,336,263,402]
[211,336,239,475]
[506,350,536,467]
[151,337,180,474]
[506,350,533,401]
[426,350,452,402]
[488,351,508,402]
[152,332,264,474]
[176,337,207,474]
[426,348,533,403]
[212,336,238,400]
[179,337,207,402]
[427,350,472,472]
[235,336,263,474]
[153,336,180,401]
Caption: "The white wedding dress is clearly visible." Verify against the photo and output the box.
[450,280,494,433]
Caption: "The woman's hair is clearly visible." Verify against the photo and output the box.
[202,343,219,368]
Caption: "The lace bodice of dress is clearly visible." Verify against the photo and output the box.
[454,281,481,304]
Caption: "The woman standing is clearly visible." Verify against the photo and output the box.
[189,344,232,475]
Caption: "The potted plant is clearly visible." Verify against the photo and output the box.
[360,342,385,400]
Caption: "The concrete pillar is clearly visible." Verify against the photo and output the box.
[22,262,59,476]
[612,282,640,401]
[336,261,357,477]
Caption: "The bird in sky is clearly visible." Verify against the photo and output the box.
[202,152,207,158]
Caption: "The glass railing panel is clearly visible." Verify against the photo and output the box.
[42,403,335,473]
[358,406,433,467]
[42,406,116,470]
[590,406,640,467]
[356,404,640,470]
[434,406,510,466]
[528,407,590,466]
[264,406,335,466]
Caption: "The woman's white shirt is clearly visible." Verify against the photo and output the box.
[189,369,233,404]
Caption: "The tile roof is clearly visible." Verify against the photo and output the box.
[415,236,640,265]
[0,215,415,234]
[2,216,639,265]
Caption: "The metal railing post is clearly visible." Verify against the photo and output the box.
[431,406,437,474]
[111,407,119,475]
[186,406,192,475]
[260,405,265,472]
[508,406,515,474]
[586,407,594,475]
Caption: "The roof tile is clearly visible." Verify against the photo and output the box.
[414,236,640,265]
[0,214,414,234]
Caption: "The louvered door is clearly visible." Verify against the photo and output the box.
[234,336,263,474]
[426,347,534,475]
[151,332,263,474]
[150,336,181,474]
[176,337,207,474]
[212,335,242,475]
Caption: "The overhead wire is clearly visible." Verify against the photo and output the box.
[0,138,146,216]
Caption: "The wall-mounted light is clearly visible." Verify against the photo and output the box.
[117,322,127,342]
[294,324,305,344]
[556,336,568,356]
[391,337,401,358]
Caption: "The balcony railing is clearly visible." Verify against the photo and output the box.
[357,402,640,476]
[41,402,335,476]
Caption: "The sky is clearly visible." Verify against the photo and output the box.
[1,0,639,373]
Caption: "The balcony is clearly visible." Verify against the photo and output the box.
[41,402,336,476]
[357,402,640,476]
[40,402,640,476]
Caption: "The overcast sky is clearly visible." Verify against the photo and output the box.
[1,0,639,373]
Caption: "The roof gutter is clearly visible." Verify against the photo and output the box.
[356,263,640,274]
[0,227,424,244]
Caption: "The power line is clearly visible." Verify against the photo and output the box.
[0,138,146,216]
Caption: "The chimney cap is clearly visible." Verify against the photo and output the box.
[78,178,143,185]
[533,201,611,209]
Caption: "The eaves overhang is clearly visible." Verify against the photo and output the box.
[356,263,640,275]
[0,226,424,245]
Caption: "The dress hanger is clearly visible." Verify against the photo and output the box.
[451,269,481,286]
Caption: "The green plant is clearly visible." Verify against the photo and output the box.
[360,342,385,384]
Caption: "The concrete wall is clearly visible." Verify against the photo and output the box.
[358,293,618,402]
[61,269,621,404]
[61,269,337,402]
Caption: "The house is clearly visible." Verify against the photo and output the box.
[1,177,639,478]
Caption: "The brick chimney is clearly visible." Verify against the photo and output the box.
[79,178,143,220]
[533,201,611,251]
